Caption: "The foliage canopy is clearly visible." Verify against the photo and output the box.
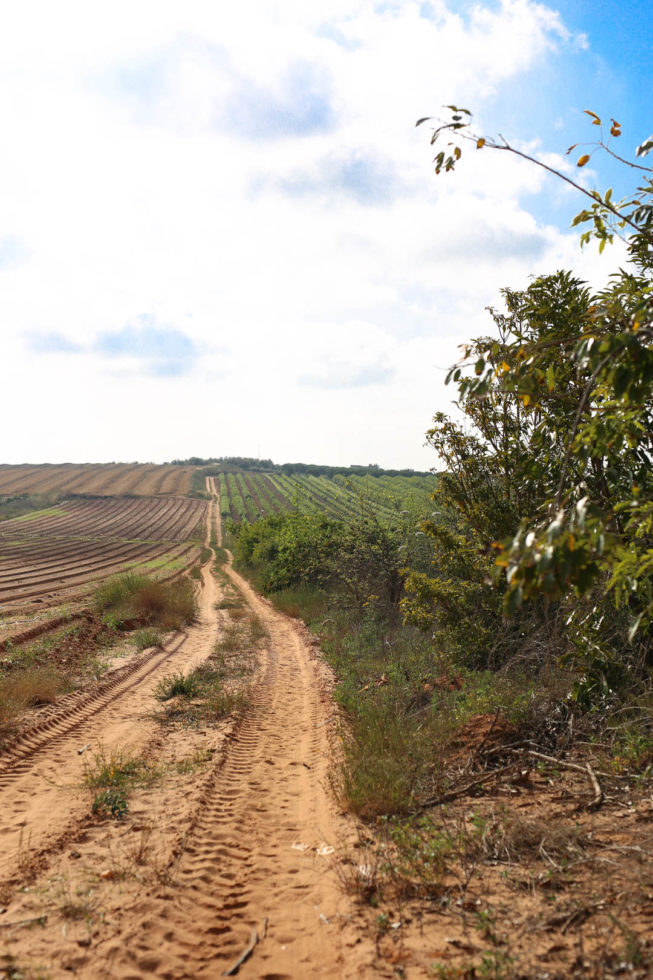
[409,110,653,693]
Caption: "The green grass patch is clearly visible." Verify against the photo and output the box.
[154,670,200,701]
[133,627,164,651]
[137,555,187,572]
[9,506,66,523]
[213,546,229,567]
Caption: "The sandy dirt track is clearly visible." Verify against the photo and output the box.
[0,481,372,978]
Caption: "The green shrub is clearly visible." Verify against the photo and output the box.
[95,572,148,616]
[154,670,200,701]
[92,788,128,820]
[133,627,164,651]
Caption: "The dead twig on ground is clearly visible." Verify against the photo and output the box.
[419,764,515,808]
[586,763,603,811]
[0,914,47,930]
[222,926,259,976]
[508,747,626,780]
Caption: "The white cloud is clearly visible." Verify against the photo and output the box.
[0,0,616,468]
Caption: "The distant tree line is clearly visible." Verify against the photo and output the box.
[169,456,431,478]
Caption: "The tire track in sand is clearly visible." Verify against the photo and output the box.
[97,486,362,979]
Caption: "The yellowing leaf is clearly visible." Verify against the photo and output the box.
[577,154,590,167]
[584,110,602,125]
[610,124,621,137]
[454,146,461,160]
[476,138,486,149]
[520,394,531,408]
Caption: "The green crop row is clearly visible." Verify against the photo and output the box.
[216,469,435,526]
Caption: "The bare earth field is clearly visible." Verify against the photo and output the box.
[0,497,206,648]
[0,464,194,498]
[0,482,651,978]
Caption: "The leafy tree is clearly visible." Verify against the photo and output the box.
[410,110,653,691]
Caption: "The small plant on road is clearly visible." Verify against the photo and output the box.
[84,744,154,820]
[92,787,129,820]
[154,670,200,701]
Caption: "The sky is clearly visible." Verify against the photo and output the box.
[1,0,650,470]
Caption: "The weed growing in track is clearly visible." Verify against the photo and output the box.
[84,744,157,820]
[154,670,200,701]
[92,787,129,820]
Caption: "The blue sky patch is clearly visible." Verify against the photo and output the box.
[223,62,334,140]
[0,236,29,270]
[28,332,83,354]
[29,318,199,377]
[95,319,198,376]
[270,152,401,206]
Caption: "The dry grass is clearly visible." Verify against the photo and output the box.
[95,573,197,631]
[0,667,68,741]
[474,809,590,866]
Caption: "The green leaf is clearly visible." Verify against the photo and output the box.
[635,135,653,158]
[504,585,523,616]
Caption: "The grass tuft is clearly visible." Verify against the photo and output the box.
[154,670,200,701]
[133,627,164,651]
[0,667,69,743]
[95,573,197,631]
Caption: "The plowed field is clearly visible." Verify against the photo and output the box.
[0,463,194,497]
[0,496,206,613]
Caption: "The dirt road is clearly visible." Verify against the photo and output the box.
[0,481,371,978]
